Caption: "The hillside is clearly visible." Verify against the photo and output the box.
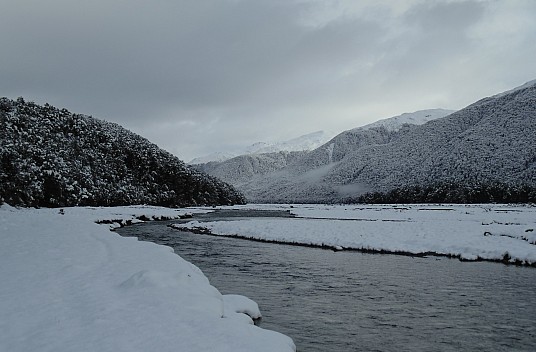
[281,109,454,175]
[330,82,536,196]
[199,109,454,200]
[0,98,245,207]
[358,109,454,132]
[237,82,536,203]
[195,151,308,186]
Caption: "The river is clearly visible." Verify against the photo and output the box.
[117,211,536,352]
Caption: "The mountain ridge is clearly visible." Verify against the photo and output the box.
[189,130,332,164]
[196,108,455,192]
[357,108,454,132]
[215,81,536,203]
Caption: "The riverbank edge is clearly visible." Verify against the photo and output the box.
[94,208,292,328]
[171,224,536,268]
[0,205,296,352]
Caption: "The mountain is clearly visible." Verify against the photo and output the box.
[330,82,536,191]
[189,130,331,164]
[231,82,536,203]
[248,130,332,154]
[0,97,246,207]
[195,150,308,186]
[358,108,454,132]
[197,108,453,195]
[188,151,237,165]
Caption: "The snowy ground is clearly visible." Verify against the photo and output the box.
[0,205,295,352]
[3,203,534,352]
[175,204,536,265]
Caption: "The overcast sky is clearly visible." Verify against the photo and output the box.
[1,0,535,161]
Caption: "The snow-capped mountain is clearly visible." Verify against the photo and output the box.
[358,108,454,132]
[196,109,453,189]
[322,82,536,202]
[188,151,237,165]
[208,80,536,203]
[249,130,332,154]
[493,78,536,98]
[194,150,309,186]
[189,130,332,164]
[0,98,245,207]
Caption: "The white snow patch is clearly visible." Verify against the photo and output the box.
[0,205,295,352]
[223,294,262,325]
[492,79,536,98]
[176,204,536,264]
[357,109,455,132]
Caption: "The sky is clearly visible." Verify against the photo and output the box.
[1,0,535,162]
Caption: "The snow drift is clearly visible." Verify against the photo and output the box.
[0,205,295,352]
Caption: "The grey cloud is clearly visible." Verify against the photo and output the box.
[405,1,485,31]
[1,0,386,112]
[377,1,486,74]
[1,0,535,161]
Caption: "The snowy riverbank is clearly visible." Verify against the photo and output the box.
[174,204,536,265]
[0,205,295,352]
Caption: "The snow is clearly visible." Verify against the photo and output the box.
[237,82,536,203]
[189,151,237,165]
[250,131,332,154]
[354,108,455,132]
[492,79,536,98]
[223,294,262,324]
[0,204,295,352]
[175,204,536,265]
[192,109,455,165]
[189,131,332,164]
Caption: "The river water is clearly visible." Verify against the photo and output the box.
[117,211,536,352]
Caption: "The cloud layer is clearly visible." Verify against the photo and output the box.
[1,0,535,161]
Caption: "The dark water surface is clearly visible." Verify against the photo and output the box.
[117,211,536,352]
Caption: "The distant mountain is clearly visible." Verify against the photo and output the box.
[194,150,308,186]
[329,82,536,191]
[189,130,331,164]
[249,130,332,154]
[221,81,536,203]
[207,81,536,203]
[0,98,245,207]
[197,109,453,194]
[188,151,237,165]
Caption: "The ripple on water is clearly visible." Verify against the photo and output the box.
[118,220,536,352]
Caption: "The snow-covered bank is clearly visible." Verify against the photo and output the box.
[0,205,295,352]
[174,204,536,265]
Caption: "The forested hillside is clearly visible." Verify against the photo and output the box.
[238,82,536,203]
[329,82,536,198]
[199,109,451,194]
[194,151,308,186]
[0,98,245,207]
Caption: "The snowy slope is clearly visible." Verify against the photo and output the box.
[197,109,452,190]
[189,151,238,165]
[0,205,295,352]
[250,131,332,154]
[190,131,331,164]
[358,109,454,132]
[238,81,536,203]
[493,79,536,98]
[327,81,536,192]
[195,151,308,186]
